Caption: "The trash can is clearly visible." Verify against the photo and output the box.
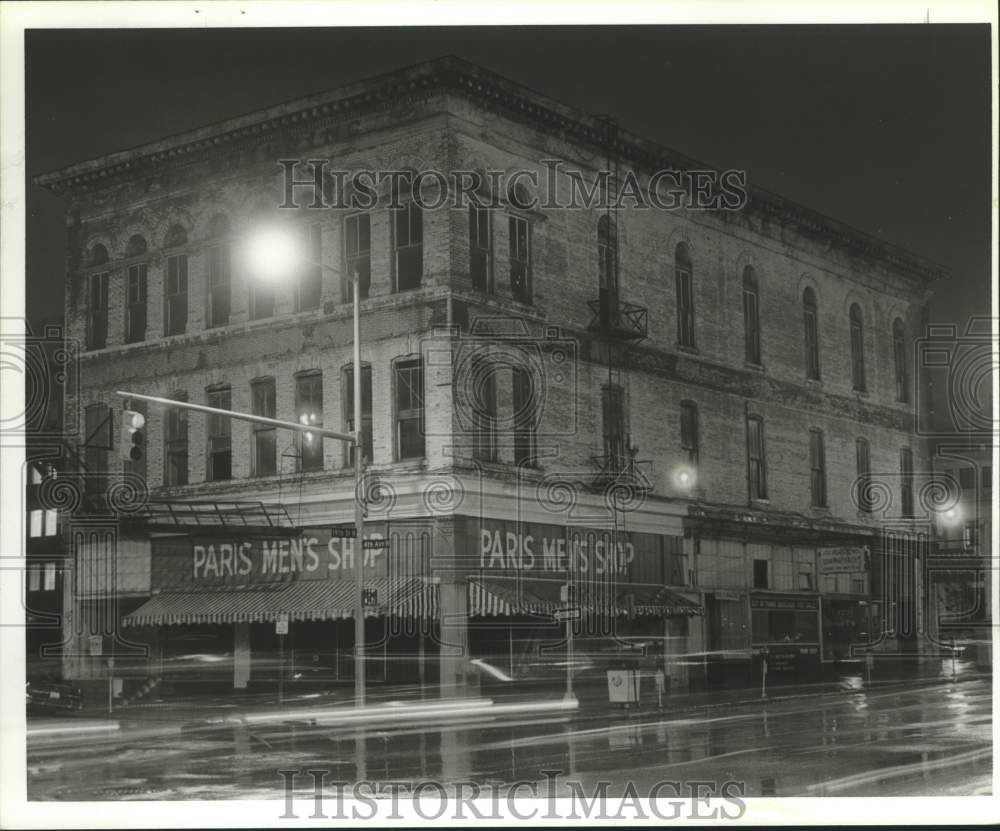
[607,662,640,704]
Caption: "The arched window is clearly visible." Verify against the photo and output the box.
[742,266,760,364]
[849,303,866,391]
[125,235,148,258]
[89,244,108,267]
[892,317,908,402]
[803,287,820,380]
[164,226,189,336]
[598,215,618,327]
[675,243,695,348]
[207,215,231,327]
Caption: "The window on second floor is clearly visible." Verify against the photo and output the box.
[753,559,769,589]
[958,466,975,492]
[680,400,699,468]
[508,215,532,304]
[855,438,872,514]
[251,378,277,476]
[512,366,536,467]
[164,393,189,487]
[803,287,820,380]
[249,273,275,321]
[295,371,324,472]
[344,213,372,302]
[747,414,767,500]
[900,446,914,517]
[469,204,493,293]
[125,263,147,343]
[893,318,909,403]
[675,243,695,348]
[809,429,827,507]
[471,357,498,464]
[394,359,425,461]
[88,271,108,350]
[344,364,373,467]
[602,383,627,470]
[206,386,232,482]
[742,266,761,364]
[849,303,866,391]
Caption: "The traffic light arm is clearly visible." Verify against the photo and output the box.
[114,390,359,445]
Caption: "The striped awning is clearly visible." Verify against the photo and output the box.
[122,578,429,627]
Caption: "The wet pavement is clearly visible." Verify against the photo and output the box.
[25,667,992,801]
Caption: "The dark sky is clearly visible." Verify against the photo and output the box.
[25,25,991,328]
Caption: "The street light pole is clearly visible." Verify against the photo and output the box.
[351,272,366,707]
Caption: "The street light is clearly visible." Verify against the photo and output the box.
[242,224,368,707]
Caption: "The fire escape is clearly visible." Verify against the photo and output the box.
[587,116,652,498]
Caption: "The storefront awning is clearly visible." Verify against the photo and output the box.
[122,578,428,627]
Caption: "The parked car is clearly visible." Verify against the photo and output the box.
[26,678,83,714]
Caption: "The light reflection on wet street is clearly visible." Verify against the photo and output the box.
[27,677,991,800]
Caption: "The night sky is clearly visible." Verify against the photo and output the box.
[25,25,991,328]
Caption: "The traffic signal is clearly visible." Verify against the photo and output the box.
[121,408,145,462]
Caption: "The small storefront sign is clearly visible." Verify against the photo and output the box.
[275,613,289,635]
[819,547,869,574]
[750,595,818,611]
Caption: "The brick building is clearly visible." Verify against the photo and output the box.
[35,57,945,699]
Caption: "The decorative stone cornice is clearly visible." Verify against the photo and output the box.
[35,56,947,287]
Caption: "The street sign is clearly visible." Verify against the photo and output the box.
[330,526,357,538]
[276,612,289,635]
[553,607,581,622]
[88,635,103,657]
[362,538,389,550]
[362,587,378,607]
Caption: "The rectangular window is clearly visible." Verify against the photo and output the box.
[344,365,373,467]
[753,559,769,589]
[856,438,872,514]
[27,563,41,592]
[798,570,814,591]
[676,263,695,348]
[747,414,768,500]
[250,277,275,320]
[508,215,531,304]
[512,366,536,467]
[469,205,492,293]
[29,510,42,539]
[743,280,760,364]
[344,214,371,301]
[472,358,498,463]
[680,401,699,467]
[206,387,232,482]
[809,429,827,507]
[88,272,108,350]
[295,372,324,472]
[893,328,909,402]
[850,314,866,391]
[958,466,975,491]
[43,509,58,537]
[900,447,914,517]
[165,254,188,336]
[395,359,425,460]
[208,244,231,327]
[43,562,56,592]
[394,201,423,292]
[165,394,189,486]
[297,224,322,312]
[126,264,147,343]
[83,403,111,486]
[804,303,820,380]
[983,465,992,493]
[602,384,626,471]
[251,379,277,476]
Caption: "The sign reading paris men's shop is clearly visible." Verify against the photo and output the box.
[150,524,429,590]
[456,516,685,585]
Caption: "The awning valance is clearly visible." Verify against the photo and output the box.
[123,577,702,627]
[122,577,428,627]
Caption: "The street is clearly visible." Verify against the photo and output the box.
[26,672,992,802]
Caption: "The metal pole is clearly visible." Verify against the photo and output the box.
[565,611,574,703]
[761,649,767,700]
[353,274,366,708]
